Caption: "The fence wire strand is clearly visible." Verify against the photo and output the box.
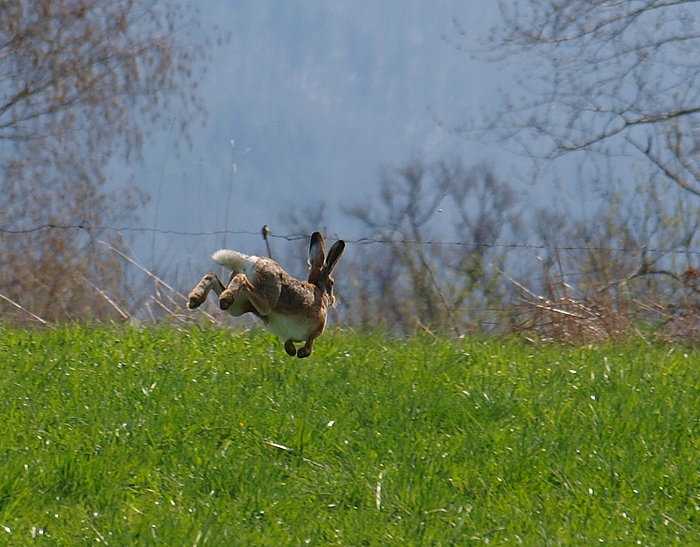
[2,223,700,256]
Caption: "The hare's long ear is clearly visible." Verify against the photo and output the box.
[308,232,326,270]
[324,240,345,273]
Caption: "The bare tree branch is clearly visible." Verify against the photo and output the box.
[0,0,211,323]
[479,0,700,196]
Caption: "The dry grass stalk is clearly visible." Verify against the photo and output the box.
[0,291,55,329]
[98,239,223,325]
[505,270,632,345]
[81,276,131,321]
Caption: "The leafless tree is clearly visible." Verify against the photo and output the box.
[446,0,700,343]
[344,158,523,334]
[518,176,700,344]
[0,0,210,323]
[480,0,700,197]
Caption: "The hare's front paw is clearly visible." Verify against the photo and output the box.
[297,346,312,358]
[284,340,297,356]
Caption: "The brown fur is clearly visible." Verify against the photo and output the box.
[188,232,345,358]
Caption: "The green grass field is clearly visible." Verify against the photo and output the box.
[1,325,700,546]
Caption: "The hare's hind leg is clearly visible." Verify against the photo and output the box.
[220,272,280,317]
[218,273,259,316]
[188,273,226,309]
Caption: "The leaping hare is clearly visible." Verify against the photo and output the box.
[187,232,345,358]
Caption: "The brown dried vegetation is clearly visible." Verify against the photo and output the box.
[0,0,208,323]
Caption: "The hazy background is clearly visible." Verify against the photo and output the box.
[118,1,540,274]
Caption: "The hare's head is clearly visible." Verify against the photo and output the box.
[307,232,345,305]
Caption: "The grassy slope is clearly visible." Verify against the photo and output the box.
[1,326,699,545]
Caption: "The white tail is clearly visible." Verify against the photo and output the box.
[211,250,259,275]
[189,232,345,358]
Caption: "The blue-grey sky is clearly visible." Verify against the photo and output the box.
[121,1,533,273]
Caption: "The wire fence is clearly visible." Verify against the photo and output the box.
[2,222,700,256]
[1,221,700,344]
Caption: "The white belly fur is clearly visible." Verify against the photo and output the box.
[265,313,315,342]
